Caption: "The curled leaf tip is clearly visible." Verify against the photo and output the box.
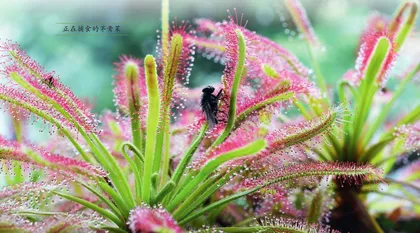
[284,0,322,47]
[356,30,397,87]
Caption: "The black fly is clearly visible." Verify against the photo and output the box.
[43,75,55,88]
[104,176,114,188]
[201,86,224,127]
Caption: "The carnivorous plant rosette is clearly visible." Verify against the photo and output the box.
[0,0,419,232]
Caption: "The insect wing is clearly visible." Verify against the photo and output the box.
[202,101,217,127]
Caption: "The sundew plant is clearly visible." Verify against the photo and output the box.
[0,0,419,233]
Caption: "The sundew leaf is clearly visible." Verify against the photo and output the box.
[0,215,35,233]
[153,33,184,180]
[179,162,380,224]
[193,18,309,77]
[234,91,295,129]
[363,37,394,86]
[0,85,94,163]
[0,211,104,233]
[143,54,161,204]
[112,55,146,117]
[306,189,324,224]
[202,216,340,232]
[167,139,266,212]
[42,213,104,233]
[52,190,125,229]
[351,31,397,154]
[264,106,344,156]
[113,56,146,154]
[0,137,106,179]
[211,29,247,147]
[0,40,98,133]
[127,206,182,233]
[0,181,65,200]
[252,162,381,188]
[284,0,322,48]
[389,0,418,50]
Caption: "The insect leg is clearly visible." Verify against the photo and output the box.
[215,89,223,100]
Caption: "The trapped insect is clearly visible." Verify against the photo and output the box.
[201,85,223,127]
[43,75,55,88]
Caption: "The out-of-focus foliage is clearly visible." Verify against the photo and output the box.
[1,0,417,114]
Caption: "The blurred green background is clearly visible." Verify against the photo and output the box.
[0,0,419,130]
